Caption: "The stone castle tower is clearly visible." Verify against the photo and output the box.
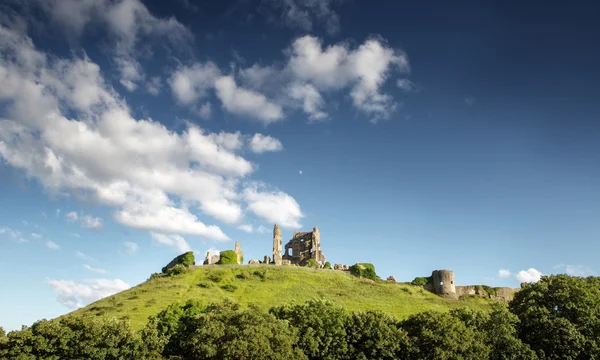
[272,224,283,265]
[311,226,323,262]
[432,269,457,299]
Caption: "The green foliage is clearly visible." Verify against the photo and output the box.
[271,299,349,359]
[306,258,320,268]
[509,274,600,359]
[410,277,431,286]
[324,262,332,269]
[400,310,490,359]
[161,251,195,273]
[450,305,536,360]
[345,310,409,360]
[166,264,188,276]
[349,263,378,280]
[0,316,152,359]
[157,300,306,359]
[217,250,239,265]
[221,284,237,292]
[0,326,5,338]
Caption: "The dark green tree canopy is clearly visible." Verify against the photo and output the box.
[510,274,600,359]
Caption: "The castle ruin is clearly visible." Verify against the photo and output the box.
[271,224,325,266]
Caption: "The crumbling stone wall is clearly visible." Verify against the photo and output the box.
[281,226,326,266]
[456,285,518,302]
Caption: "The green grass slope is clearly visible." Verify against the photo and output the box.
[74,265,492,330]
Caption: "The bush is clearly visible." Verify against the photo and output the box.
[350,263,378,281]
[306,258,320,268]
[167,264,187,276]
[217,250,238,265]
[324,262,332,269]
[161,251,195,273]
[411,276,432,286]
[220,284,237,292]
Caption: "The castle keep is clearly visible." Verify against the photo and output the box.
[271,224,326,266]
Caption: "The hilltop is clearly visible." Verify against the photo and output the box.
[72,265,493,330]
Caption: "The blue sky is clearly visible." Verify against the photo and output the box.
[1,0,599,330]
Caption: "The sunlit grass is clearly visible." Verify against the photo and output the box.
[73,265,494,330]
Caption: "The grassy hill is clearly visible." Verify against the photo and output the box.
[73,265,493,330]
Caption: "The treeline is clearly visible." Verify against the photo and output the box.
[1,274,600,359]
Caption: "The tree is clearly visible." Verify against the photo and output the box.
[509,275,600,359]
[0,326,5,338]
[344,310,408,360]
[0,316,150,359]
[324,262,332,269]
[271,299,349,360]
[400,310,490,359]
[450,305,537,360]
[162,300,306,359]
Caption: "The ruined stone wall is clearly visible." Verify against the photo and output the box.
[456,286,519,302]
[432,270,457,299]
[234,242,244,265]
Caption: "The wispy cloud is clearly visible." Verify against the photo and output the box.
[82,215,103,230]
[83,264,108,274]
[123,241,139,254]
[497,269,511,278]
[46,240,60,250]
[66,212,78,221]
[76,251,97,262]
[0,227,28,243]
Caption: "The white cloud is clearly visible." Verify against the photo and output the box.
[288,82,327,120]
[287,36,409,121]
[46,240,60,250]
[259,0,344,35]
[497,269,511,278]
[243,185,303,229]
[237,224,254,233]
[256,225,269,234]
[76,251,96,262]
[48,278,130,309]
[123,241,139,253]
[465,96,476,105]
[0,26,302,238]
[249,134,283,154]
[56,209,61,217]
[396,78,415,92]
[83,264,108,274]
[82,215,103,230]
[0,227,28,243]
[169,62,220,105]
[66,211,78,221]
[515,268,543,283]
[564,265,594,277]
[31,233,42,239]
[215,76,284,123]
[299,170,303,175]
[71,233,80,238]
[146,76,161,95]
[41,211,47,218]
[151,232,192,253]
[196,102,212,119]
[38,0,193,92]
